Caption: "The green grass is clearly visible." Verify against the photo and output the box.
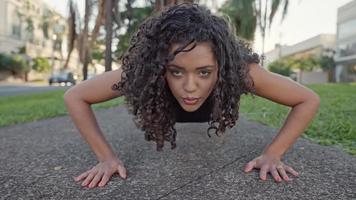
[240,83,356,155]
[0,83,355,155]
[0,89,125,127]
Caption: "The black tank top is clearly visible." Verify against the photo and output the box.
[174,95,213,123]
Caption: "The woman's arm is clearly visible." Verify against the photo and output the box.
[244,63,320,182]
[64,67,127,188]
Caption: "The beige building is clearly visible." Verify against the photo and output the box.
[0,0,80,82]
[0,0,64,55]
[264,34,335,84]
[265,34,336,66]
[334,0,356,82]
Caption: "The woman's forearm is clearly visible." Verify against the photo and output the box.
[263,96,320,158]
[64,92,117,162]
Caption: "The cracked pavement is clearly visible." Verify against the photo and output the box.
[0,105,355,199]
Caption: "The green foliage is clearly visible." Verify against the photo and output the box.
[18,46,26,54]
[10,55,29,74]
[291,56,319,71]
[240,83,356,155]
[0,54,13,71]
[91,44,104,62]
[115,6,154,58]
[32,57,51,73]
[220,0,257,41]
[319,56,335,71]
[268,55,323,76]
[267,57,293,76]
[220,0,289,43]
[0,53,29,74]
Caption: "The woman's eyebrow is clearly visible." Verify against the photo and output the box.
[167,64,215,70]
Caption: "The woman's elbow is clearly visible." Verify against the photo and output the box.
[63,87,79,105]
[306,92,320,112]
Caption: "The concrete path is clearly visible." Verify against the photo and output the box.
[0,106,355,200]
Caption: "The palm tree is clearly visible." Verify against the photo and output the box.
[220,0,257,41]
[257,0,289,64]
[221,0,289,65]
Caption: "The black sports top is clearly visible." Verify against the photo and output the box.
[174,95,213,123]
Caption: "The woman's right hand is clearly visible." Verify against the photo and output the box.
[74,157,127,188]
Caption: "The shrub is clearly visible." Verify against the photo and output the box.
[32,57,51,72]
[0,54,12,71]
[0,53,29,74]
[267,58,293,76]
[10,55,29,74]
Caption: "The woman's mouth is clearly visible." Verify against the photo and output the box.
[182,98,200,105]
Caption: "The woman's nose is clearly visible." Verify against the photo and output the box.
[183,75,198,93]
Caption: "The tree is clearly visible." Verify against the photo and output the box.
[11,55,29,75]
[221,0,289,65]
[154,0,196,11]
[0,54,12,71]
[256,0,289,63]
[79,0,92,80]
[105,0,114,72]
[115,1,154,58]
[268,55,322,81]
[267,57,293,76]
[220,0,257,41]
[64,0,107,80]
[32,58,51,73]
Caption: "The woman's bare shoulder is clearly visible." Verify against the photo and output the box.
[64,68,123,104]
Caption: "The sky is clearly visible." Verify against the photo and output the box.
[43,0,353,54]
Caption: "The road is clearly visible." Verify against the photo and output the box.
[0,85,70,96]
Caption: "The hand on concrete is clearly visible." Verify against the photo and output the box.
[244,154,299,183]
[74,157,127,188]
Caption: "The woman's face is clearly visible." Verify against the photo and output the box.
[165,42,218,112]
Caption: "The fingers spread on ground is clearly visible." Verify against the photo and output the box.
[89,171,104,188]
[277,167,289,181]
[81,171,96,187]
[74,171,90,182]
[98,172,111,187]
[244,160,256,172]
[285,165,299,177]
[259,165,269,181]
[118,165,127,179]
[270,168,281,182]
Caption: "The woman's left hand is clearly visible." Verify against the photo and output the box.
[244,154,299,182]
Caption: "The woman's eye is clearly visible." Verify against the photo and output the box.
[200,71,211,77]
[170,70,182,77]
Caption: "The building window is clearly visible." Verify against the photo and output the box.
[338,19,356,39]
[11,13,22,39]
[12,25,21,39]
[338,40,356,57]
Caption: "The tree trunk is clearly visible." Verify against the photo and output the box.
[89,0,105,49]
[81,0,91,80]
[105,0,114,72]
[154,0,196,12]
[63,0,77,69]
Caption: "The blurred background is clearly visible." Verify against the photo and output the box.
[0,0,355,85]
[0,0,355,155]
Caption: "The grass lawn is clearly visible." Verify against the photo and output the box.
[0,89,124,127]
[0,83,355,155]
[240,82,356,155]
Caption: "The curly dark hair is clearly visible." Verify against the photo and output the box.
[112,3,260,151]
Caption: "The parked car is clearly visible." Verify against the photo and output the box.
[48,71,77,86]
